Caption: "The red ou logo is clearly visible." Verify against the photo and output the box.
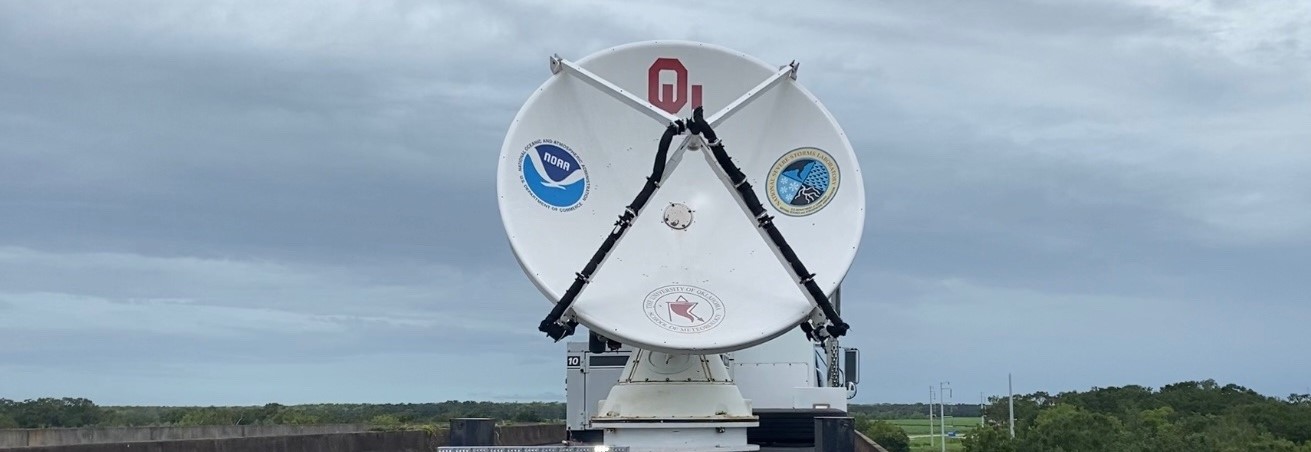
[648,58,703,115]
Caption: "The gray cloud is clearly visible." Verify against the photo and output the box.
[0,0,1307,405]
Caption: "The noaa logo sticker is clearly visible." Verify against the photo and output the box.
[518,139,589,212]
[643,285,725,334]
[766,147,840,217]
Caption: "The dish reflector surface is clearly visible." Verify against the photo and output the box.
[497,41,865,354]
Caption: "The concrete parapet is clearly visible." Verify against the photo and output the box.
[494,424,563,446]
[7,431,431,452]
[0,425,369,448]
[0,424,565,451]
[855,431,891,452]
[0,431,27,448]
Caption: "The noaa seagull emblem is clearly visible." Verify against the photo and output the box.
[519,139,589,211]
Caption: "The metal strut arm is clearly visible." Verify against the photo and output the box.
[705,61,798,127]
[551,55,679,126]
[538,120,688,341]
[549,56,795,129]
[686,107,850,339]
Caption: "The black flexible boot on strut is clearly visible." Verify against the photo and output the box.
[537,120,687,341]
[687,107,850,339]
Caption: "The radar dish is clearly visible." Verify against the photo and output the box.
[497,41,865,355]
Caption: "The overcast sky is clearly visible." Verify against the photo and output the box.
[1,0,1308,406]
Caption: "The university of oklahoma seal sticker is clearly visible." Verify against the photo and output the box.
[643,285,725,333]
[766,147,840,217]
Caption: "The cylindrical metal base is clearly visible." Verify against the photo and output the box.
[593,421,758,451]
[592,349,760,452]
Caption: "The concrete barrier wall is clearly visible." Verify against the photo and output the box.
[7,431,432,452]
[855,431,891,452]
[422,423,565,447]
[0,425,368,448]
[494,424,563,447]
[2,424,565,452]
[0,432,27,449]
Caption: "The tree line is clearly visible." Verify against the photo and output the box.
[963,380,1311,452]
[14,379,1307,452]
[850,402,981,419]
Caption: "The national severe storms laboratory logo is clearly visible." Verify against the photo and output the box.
[766,147,840,217]
[518,139,589,212]
[643,285,725,334]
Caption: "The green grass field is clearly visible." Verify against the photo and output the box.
[886,417,982,435]
[909,435,965,452]
[885,417,980,452]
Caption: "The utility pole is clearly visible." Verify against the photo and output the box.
[980,392,985,427]
[1008,373,1015,438]
[928,386,935,447]
[939,381,952,452]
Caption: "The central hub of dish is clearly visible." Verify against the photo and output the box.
[662,203,694,230]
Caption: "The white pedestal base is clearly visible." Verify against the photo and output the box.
[591,349,760,452]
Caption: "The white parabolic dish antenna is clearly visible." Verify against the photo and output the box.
[497,41,865,355]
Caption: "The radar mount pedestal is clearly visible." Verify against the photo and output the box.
[592,349,758,452]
